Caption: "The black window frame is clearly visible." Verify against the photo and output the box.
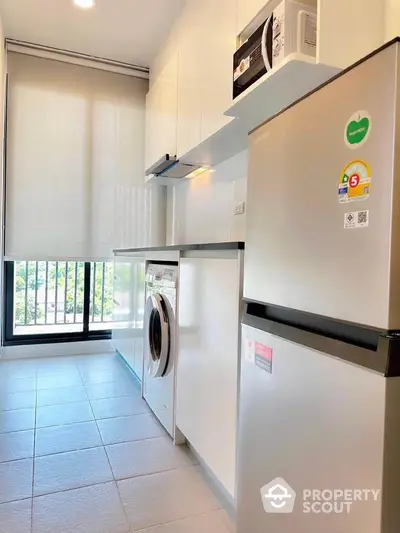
[3,261,112,346]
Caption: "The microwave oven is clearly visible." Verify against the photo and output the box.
[233,0,317,99]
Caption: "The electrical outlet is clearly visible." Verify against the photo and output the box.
[234,201,246,216]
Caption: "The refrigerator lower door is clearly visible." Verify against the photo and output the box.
[236,324,387,532]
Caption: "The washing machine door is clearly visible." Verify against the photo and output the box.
[145,293,172,378]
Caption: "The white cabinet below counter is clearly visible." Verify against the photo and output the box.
[176,251,243,499]
[112,255,145,381]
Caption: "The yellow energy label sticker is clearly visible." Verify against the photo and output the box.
[338,160,371,203]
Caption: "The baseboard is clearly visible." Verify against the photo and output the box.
[1,339,114,360]
[186,441,236,522]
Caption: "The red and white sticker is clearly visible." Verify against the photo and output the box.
[348,173,360,188]
[245,339,273,374]
[255,343,273,374]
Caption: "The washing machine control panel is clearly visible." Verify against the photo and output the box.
[146,263,178,288]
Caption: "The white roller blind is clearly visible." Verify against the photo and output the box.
[6,52,165,261]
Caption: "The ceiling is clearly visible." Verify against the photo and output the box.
[0,0,185,67]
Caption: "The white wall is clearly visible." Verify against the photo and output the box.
[385,0,400,41]
[0,17,6,350]
[166,150,248,244]
[2,340,114,360]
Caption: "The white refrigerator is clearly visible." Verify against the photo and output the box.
[237,39,400,533]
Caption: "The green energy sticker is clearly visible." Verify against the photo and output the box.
[345,111,371,149]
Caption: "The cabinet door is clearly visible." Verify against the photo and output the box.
[176,1,202,158]
[237,0,266,33]
[201,0,237,141]
[112,256,145,382]
[145,52,178,171]
[145,80,161,171]
[158,51,178,157]
[145,85,154,172]
[177,256,241,497]
[112,258,135,368]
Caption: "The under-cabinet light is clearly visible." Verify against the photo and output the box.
[73,0,95,9]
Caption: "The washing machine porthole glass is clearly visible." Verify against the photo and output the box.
[149,308,162,362]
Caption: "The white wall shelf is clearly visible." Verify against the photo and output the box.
[177,54,339,169]
[179,117,247,168]
[225,53,340,132]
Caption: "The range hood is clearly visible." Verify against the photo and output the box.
[145,154,202,180]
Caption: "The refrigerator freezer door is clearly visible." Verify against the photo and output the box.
[237,324,386,533]
[245,43,399,329]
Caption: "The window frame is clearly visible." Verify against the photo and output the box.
[3,261,112,346]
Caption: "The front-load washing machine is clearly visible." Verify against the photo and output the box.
[143,263,183,442]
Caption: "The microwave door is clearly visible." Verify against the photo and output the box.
[261,14,273,71]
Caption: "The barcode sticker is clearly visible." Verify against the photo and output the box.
[357,210,368,226]
[344,210,369,229]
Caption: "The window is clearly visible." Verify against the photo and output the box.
[3,260,114,345]
[89,262,114,331]
[3,53,162,345]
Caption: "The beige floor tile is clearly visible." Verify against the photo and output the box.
[0,458,33,504]
[90,396,149,420]
[79,368,128,385]
[36,363,80,377]
[35,421,102,456]
[34,447,113,496]
[78,356,122,372]
[136,510,235,533]
[117,466,221,531]
[0,377,36,394]
[0,409,35,434]
[37,386,88,407]
[85,380,139,401]
[0,430,34,463]
[36,401,93,428]
[37,373,83,390]
[98,413,166,445]
[0,391,36,411]
[106,437,197,480]
[0,361,37,379]
[32,482,129,533]
[0,498,32,533]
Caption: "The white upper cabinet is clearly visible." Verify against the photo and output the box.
[148,0,241,165]
[237,0,266,33]
[200,0,237,141]
[145,49,178,172]
[159,51,179,158]
[145,79,160,172]
[176,0,202,158]
[146,0,393,173]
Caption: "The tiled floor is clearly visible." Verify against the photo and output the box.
[0,353,234,533]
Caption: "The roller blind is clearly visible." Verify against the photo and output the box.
[5,52,165,261]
